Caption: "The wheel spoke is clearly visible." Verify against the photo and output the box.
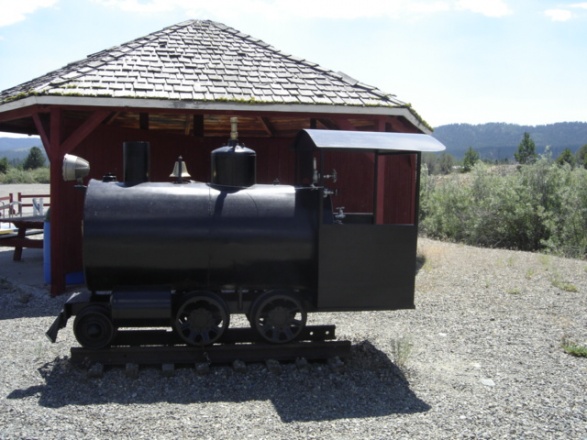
[282,326,294,341]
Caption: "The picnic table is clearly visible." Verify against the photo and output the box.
[0,215,45,261]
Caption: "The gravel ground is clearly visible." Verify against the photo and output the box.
[0,238,586,439]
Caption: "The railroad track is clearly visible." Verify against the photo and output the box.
[70,325,351,377]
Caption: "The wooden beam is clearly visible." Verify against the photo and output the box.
[0,105,37,123]
[184,114,192,136]
[194,115,205,138]
[140,113,149,130]
[46,109,109,295]
[375,154,386,225]
[32,113,50,152]
[49,108,66,295]
[386,117,403,132]
[47,108,63,162]
[105,111,120,125]
[260,117,275,137]
[193,114,204,137]
[61,110,110,154]
[376,117,386,132]
[317,118,339,130]
[337,119,356,131]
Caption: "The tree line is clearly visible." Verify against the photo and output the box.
[424,132,587,175]
[0,146,49,183]
[432,121,587,156]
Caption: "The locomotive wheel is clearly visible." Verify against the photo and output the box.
[174,292,229,346]
[73,305,116,349]
[251,292,307,344]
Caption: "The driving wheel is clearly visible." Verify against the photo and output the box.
[174,292,229,346]
[251,292,307,343]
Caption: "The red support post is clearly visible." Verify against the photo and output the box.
[48,109,66,295]
[46,109,110,295]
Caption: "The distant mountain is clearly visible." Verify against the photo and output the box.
[431,122,587,161]
[0,136,45,161]
[3,124,587,163]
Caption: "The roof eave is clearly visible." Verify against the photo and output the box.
[0,95,431,134]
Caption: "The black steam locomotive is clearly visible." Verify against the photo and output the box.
[47,124,444,349]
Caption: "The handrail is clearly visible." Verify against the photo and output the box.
[0,193,50,217]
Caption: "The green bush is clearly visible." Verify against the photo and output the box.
[419,172,474,242]
[542,166,587,258]
[420,158,587,259]
[0,167,50,183]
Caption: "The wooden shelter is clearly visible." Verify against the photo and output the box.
[0,20,431,295]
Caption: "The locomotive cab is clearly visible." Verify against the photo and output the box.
[293,129,445,311]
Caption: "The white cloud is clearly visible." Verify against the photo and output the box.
[93,0,536,21]
[90,0,174,13]
[92,0,453,21]
[456,0,512,17]
[0,132,35,138]
[542,2,587,21]
[274,0,452,19]
[545,9,574,22]
[0,0,58,27]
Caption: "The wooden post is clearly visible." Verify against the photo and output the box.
[34,108,110,295]
[48,108,66,295]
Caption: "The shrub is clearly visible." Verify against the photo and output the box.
[541,166,587,258]
[0,157,8,174]
[420,172,474,242]
[0,167,49,183]
[420,158,587,259]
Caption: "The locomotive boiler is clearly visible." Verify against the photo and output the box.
[47,123,445,350]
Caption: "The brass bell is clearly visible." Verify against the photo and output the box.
[169,156,191,183]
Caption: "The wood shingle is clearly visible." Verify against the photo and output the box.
[0,19,428,132]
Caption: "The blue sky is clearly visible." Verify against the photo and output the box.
[0,0,586,134]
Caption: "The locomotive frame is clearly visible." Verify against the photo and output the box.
[46,127,445,351]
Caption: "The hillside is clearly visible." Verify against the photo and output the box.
[432,122,587,161]
[0,136,44,161]
[3,122,587,163]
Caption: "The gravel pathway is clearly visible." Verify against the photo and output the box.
[0,238,586,439]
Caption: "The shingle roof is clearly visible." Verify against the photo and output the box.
[1,20,410,108]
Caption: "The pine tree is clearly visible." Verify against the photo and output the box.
[576,144,587,169]
[0,157,8,174]
[23,146,46,170]
[556,148,576,167]
[462,147,480,172]
[514,132,537,164]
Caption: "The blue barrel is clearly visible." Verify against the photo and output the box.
[43,220,84,285]
[43,221,50,284]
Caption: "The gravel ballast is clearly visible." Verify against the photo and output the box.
[0,238,586,439]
